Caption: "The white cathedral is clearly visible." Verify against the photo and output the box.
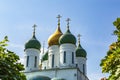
[23,15,89,80]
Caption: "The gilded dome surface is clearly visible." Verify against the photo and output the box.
[48,26,63,46]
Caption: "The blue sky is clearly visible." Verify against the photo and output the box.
[0,0,120,80]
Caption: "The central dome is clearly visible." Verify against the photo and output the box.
[48,26,63,46]
[59,27,76,45]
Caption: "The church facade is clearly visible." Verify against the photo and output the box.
[24,15,89,80]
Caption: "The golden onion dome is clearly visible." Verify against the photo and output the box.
[48,26,63,46]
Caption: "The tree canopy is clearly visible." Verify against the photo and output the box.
[0,36,26,80]
[100,18,120,80]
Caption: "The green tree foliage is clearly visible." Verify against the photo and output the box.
[0,36,26,80]
[100,18,120,80]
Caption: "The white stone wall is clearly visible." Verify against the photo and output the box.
[41,60,48,69]
[24,48,40,72]
[77,69,89,80]
[55,69,77,80]
[76,57,87,75]
[25,68,78,80]
[48,45,59,68]
[59,44,76,68]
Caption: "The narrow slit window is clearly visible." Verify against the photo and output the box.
[72,52,74,64]
[26,56,29,67]
[34,56,37,67]
[64,51,66,63]
[52,55,54,68]
[83,64,85,75]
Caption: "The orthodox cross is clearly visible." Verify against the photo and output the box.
[66,18,71,28]
[56,14,62,25]
[33,24,37,35]
[78,34,81,43]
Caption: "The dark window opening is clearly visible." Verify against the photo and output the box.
[76,64,78,67]
[26,56,29,67]
[44,67,46,69]
[63,51,66,63]
[34,56,37,67]
[83,64,85,75]
[72,52,74,64]
[52,55,54,68]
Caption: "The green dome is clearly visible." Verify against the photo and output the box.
[42,51,48,61]
[76,44,87,58]
[29,76,51,80]
[25,35,41,50]
[59,28,76,45]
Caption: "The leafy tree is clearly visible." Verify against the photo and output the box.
[0,36,26,80]
[100,18,120,80]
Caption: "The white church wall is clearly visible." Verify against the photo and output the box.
[77,69,89,80]
[48,45,59,68]
[24,48,40,72]
[56,69,77,80]
[60,44,76,68]
[25,70,55,79]
[42,60,48,69]
[76,57,87,75]
[25,68,78,80]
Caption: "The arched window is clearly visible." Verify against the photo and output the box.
[34,56,37,67]
[76,64,78,67]
[52,54,54,68]
[44,67,46,69]
[63,51,66,63]
[26,56,29,67]
[72,52,74,64]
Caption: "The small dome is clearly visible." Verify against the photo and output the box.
[59,28,76,45]
[76,44,87,58]
[29,75,51,80]
[25,35,41,50]
[48,26,63,46]
[42,51,48,61]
